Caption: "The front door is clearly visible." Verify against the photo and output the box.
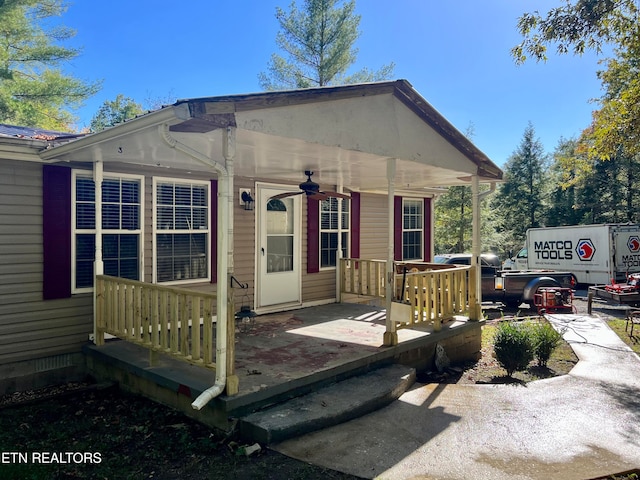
[257,185,301,308]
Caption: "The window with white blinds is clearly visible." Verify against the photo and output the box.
[154,179,210,282]
[402,199,423,260]
[73,172,142,291]
[320,197,349,268]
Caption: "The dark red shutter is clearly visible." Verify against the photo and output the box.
[307,197,320,273]
[210,180,218,284]
[43,165,72,300]
[349,192,360,259]
[394,196,402,261]
[424,198,432,262]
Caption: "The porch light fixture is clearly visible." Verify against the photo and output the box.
[241,190,254,211]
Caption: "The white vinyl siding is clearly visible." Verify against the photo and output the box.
[153,178,210,283]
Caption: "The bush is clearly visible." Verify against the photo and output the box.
[493,321,534,377]
[531,321,562,367]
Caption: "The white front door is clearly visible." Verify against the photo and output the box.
[257,185,301,308]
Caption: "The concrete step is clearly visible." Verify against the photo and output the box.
[238,363,415,445]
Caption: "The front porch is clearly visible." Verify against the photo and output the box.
[84,301,482,433]
[88,259,481,430]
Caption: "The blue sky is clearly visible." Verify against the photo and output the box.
[60,0,609,167]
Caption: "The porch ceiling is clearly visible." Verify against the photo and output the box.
[40,80,502,193]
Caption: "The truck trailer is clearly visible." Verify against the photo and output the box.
[511,224,640,285]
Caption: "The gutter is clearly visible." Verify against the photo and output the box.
[39,104,188,161]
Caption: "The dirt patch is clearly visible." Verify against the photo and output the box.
[0,384,359,480]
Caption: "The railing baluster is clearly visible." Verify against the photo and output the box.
[202,297,213,366]
[180,293,189,356]
[170,293,180,354]
[160,290,169,351]
[191,295,201,362]
[150,287,159,349]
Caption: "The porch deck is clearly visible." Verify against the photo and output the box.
[83,302,482,431]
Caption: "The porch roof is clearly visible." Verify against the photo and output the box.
[40,80,502,193]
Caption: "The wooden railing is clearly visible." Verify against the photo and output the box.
[94,275,218,369]
[340,259,476,332]
[393,264,475,331]
[339,258,387,299]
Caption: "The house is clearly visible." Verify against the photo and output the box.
[0,80,502,400]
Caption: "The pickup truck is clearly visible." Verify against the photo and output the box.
[434,254,577,309]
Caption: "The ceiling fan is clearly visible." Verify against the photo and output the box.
[270,171,351,201]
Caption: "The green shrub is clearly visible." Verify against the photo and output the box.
[531,321,562,367]
[493,321,534,377]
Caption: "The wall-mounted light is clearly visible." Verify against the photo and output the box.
[240,189,254,211]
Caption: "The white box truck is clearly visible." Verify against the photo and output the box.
[512,224,640,285]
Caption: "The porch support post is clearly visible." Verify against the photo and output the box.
[384,158,398,346]
[92,160,104,345]
[470,174,481,320]
[335,182,344,302]
[93,160,104,277]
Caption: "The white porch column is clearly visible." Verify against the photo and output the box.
[92,160,104,345]
[470,174,482,320]
[384,158,398,346]
[93,161,104,276]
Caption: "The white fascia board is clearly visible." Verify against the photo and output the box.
[39,104,186,161]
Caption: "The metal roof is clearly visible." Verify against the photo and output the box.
[0,124,84,141]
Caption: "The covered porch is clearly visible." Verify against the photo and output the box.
[42,80,502,413]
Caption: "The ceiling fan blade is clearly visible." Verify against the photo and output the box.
[320,191,351,200]
[307,192,330,201]
[269,191,304,200]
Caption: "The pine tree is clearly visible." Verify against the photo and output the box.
[0,0,99,130]
[492,123,548,241]
[258,0,394,90]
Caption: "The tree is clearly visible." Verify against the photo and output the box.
[258,0,394,90]
[544,138,584,226]
[513,1,640,171]
[434,186,472,253]
[90,95,145,132]
[0,0,100,130]
[588,40,640,162]
[492,123,548,242]
[512,0,639,64]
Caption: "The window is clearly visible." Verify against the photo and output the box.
[402,199,423,260]
[154,179,210,282]
[72,172,142,292]
[320,197,349,268]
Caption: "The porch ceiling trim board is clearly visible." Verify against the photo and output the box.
[39,80,502,194]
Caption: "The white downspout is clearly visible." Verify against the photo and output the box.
[157,124,233,410]
[191,126,235,411]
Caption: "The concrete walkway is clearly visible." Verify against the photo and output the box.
[273,313,640,480]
